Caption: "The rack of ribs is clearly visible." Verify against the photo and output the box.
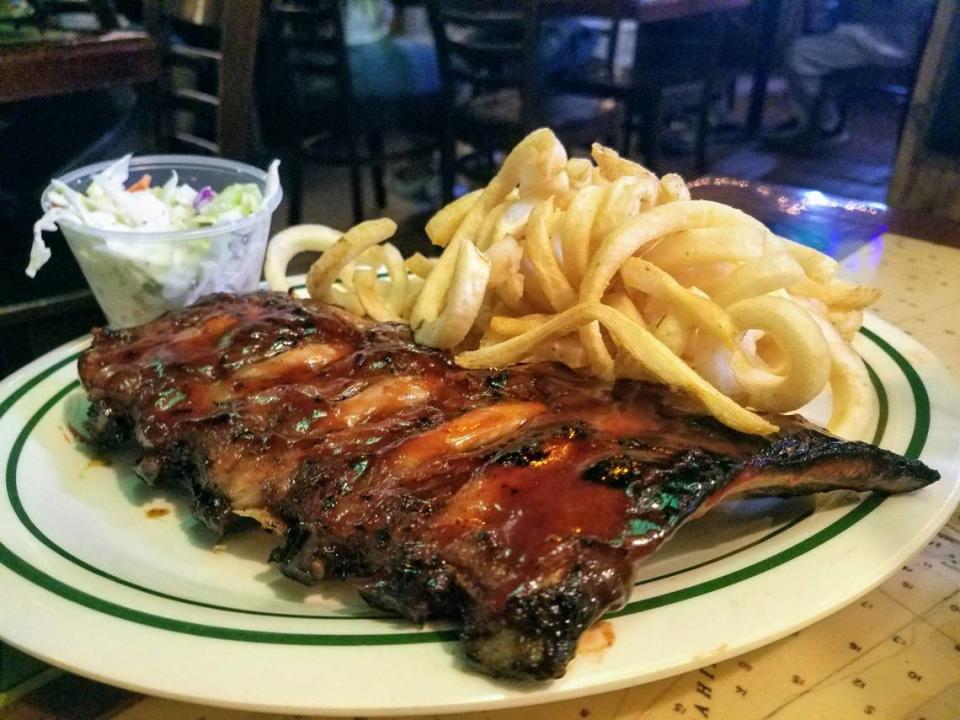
[78,292,939,680]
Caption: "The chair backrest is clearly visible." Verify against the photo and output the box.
[427,0,540,132]
[632,13,724,77]
[260,0,354,141]
[144,0,261,159]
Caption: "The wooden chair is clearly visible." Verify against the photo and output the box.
[551,12,725,174]
[428,0,620,201]
[628,17,724,174]
[144,0,261,160]
[261,0,441,225]
[742,0,788,136]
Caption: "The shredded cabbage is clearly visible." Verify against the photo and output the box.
[27,156,280,277]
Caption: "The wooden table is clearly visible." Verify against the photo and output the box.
[2,180,959,719]
[0,29,160,104]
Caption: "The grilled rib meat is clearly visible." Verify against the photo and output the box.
[79,292,939,680]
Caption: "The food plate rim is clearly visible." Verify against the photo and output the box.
[0,312,956,716]
[0,325,915,641]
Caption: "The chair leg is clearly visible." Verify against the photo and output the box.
[369,131,387,210]
[811,92,827,135]
[287,151,304,226]
[695,12,722,174]
[345,130,365,224]
[725,76,737,114]
[440,127,456,203]
[144,80,163,152]
[638,97,661,173]
[349,162,364,225]
[835,92,850,136]
[620,99,636,157]
[695,82,710,175]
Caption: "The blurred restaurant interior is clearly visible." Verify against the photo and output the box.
[2,0,957,377]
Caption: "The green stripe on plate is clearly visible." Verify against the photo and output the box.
[633,508,814,588]
[864,360,889,447]
[0,326,927,645]
[860,327,930,460]
[0,353,79,421]
[8,379,826,613]
[0,539,456,645]
[608,494,884,618]
[7,379,394,622]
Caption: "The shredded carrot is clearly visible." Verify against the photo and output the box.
[128,174,152,192]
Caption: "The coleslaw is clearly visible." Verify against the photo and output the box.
[28,154,280,278]
[29,155,282,328]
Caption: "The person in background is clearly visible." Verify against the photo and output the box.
[765,0,937,147]
[338,1,602,100]
[341,0,441,103]
[328,1,601,203]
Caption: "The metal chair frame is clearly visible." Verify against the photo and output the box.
[264,0,439,225]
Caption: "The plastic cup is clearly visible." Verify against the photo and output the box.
[41,155,282,328]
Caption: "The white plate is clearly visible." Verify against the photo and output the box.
[0,313,957,716]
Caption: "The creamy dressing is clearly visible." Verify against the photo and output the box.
[29,156,281,327]
[71,225,270,327]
